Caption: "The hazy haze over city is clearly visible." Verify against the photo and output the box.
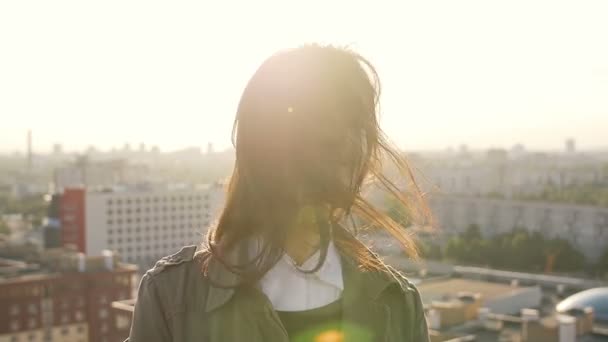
[1,0,608,153]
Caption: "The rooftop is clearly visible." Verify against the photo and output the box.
[0,245,137,283]
[418,278,532,305]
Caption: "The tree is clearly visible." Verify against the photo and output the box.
[443,226,587,273]
[0,219,9,235]
[385,196,412,228]
[599,248,608,275]
[419,240,442,260]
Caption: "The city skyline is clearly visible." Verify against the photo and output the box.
[2,1,608,153]
[2,133,606,156]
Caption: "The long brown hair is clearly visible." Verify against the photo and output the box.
[203,44,432,283]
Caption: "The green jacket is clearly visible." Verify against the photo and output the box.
[127,245,429,342]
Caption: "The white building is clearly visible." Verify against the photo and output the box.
[429,195,608,261]
[60,183,225,269]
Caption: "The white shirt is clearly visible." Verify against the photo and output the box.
[258,240,344,312]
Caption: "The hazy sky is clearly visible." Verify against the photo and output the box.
[1,0,607,153]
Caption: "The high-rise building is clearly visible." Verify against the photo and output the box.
[26,130,32,171]
[59,183,225,268]
[566,138,576,154]
[52,143,63,156]
[0,248,137,342]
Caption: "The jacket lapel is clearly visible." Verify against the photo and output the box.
[341,256,395,342]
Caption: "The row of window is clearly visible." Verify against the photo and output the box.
[107,194,210,206]
[8,325,87,342]
[8,298,86,316]
[107,213,209,225]
[108,231,199,244]
[108,222,208,234]
[9,311,85,332]
[107,204,210,215]
[113,241,193,255]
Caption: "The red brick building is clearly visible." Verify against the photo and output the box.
[0,248,137,342]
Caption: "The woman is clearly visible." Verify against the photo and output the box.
[128,44,431,342]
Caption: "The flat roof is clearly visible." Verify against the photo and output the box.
[417,278,534,305]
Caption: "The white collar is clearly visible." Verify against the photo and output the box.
[257,240,344,311]
[281,240,344,290]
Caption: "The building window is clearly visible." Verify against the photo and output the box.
[10,320,20,331]
[99,308,109,319]
[116,314,131,330]
[61,327,69,335]
[75,310,84,321]
[28,303,38,314]
[10,304,20,315]
[77,325,85,333]
[28,318,36,329]
[61,313,69,323]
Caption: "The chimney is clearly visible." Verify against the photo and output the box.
[77,253,86,272]
[102,250,114,271]
[427,309,441,330]
[27,129,33,171]
[558,315,576,342]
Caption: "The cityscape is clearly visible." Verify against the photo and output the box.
[1,132,607,341]
[3,0,608,340]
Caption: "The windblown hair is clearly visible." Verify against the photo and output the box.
[202,44,432,283]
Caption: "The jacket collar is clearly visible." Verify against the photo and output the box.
[202,240,399,313]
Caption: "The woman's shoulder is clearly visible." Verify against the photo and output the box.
[139,245,211,295]
[144,245,202,276]
[134,245,215,317]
